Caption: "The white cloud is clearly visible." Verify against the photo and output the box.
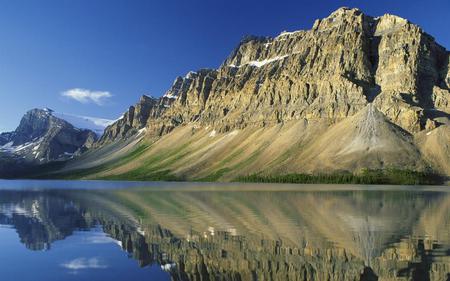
[61,257,108,270]
[84,233,116,244]
[61,88,112,105]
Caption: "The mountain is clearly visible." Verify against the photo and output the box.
[97,95,170,145]
[51,112,115,136]
[0,108,107,165]
[2,188,450,280]
[4,7,450,182]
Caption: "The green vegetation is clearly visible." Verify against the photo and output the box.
[197,168,232,182]
[52,143,153,179]
[8,140,445,185]
[96,142,193,181]
[100,169,182,181]
[235,168,443,185]
[196,144,267,181]
[117,143,151,164]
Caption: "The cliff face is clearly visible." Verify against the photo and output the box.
[151,8,448,134]
[97,95,166,145]
[51,7,450,179]
[98,8,449,138]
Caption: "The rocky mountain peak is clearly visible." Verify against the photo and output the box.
[326,6,363,21]
[97,93,170,144]
[373,14,411,36]
[11,7,449,179]
[163,71,198,100]
[0,108,98,163]
[185,71,197,79]
[14,108,58,146]
[140,94,157,103]
[157,6,448,134]
[312,7,367,31]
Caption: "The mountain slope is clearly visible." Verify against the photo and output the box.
[97,95,170,145]
[0,109,99,165]
[15,7,450,181]
[65,105,429,181]
[285,104,424,172]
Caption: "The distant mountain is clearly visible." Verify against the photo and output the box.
[3,7,450,182]
[52,111,115,136]
[0,108,112,164]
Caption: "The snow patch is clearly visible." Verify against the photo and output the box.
[248,55,288,67]
[163,93,178,99]
[114,240,123,248]
[136,227,146,236]
[0,142,13,151]
[52,112,115,136]
[229,55,289,68]
[115,114,125,122]
[275,30,302,39]
[185,71,197,79]
[137,128,147,136]
[209,130,217,137]
[13,142,36,152]
[161,263,177,272]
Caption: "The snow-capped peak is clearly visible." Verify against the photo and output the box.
[52,112,116,136]
[185,71,197,79]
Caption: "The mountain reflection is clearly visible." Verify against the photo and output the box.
[0,186,449,281]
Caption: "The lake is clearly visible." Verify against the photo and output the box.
[0,180,449,281]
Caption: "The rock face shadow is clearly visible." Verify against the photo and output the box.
[360,267,378,281]
[367,34,382,103]
[367,85,381,103]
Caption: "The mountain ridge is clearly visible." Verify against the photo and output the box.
[2,7,450,182]
[0,108,101,164]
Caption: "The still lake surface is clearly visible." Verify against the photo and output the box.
[0,180,449,281]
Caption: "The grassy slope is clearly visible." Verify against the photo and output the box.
[43,131,445,185]
[30,108,449,185]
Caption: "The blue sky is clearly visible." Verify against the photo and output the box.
[0,0,449,132]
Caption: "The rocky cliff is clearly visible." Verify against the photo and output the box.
[8,7,449,180]
[97,95,168,145]
[0,108,97,164]
[148,7,449,134]
[61,7,449,180]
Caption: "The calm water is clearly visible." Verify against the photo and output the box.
[0,180,449,281]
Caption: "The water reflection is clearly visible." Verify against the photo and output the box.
[0,182,449,281]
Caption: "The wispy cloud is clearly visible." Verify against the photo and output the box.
[61,257,108,270]
[84,233,116,244]
[61,88,112,105]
